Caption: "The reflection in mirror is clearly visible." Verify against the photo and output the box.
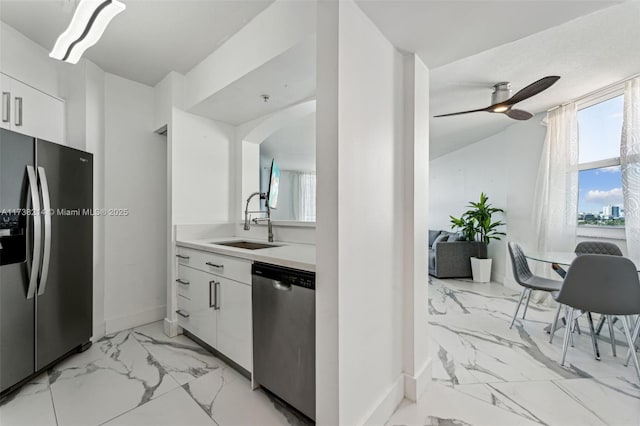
[259,113,316,222]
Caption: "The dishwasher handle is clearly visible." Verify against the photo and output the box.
[272,280,292,291]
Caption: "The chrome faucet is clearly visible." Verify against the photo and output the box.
[244,192,274,243]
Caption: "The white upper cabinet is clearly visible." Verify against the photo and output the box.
[1,73,64,144]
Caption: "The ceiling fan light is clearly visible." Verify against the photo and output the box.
[49,0,125,64]
[493,105,509,113]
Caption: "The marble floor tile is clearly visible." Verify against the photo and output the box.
[184,366,312,426]
[429,277,556,324]
[487,380,608,425]
[553,377,640,426]
[0,373,57,426]
[386,382,541,426]
[452,383,544,422]
[391,278,639,426]
[50,329,180,426]
[102,387,216,426]
[429,314,579,382]
[430,338,483,385]
[132,323,223,386]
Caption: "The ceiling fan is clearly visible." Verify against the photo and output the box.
[434,76,560,121]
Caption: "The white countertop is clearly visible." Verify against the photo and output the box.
[176,237,316,272]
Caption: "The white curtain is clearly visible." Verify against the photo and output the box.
[297,172,316,222]
[621,77,640,266]
[532,104,579,279]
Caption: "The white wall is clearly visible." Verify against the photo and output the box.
[0,22,59,97]
[401,54,431,402]
[430,113,556,285]
[336,3,404,422]
[242,141,261,213]
[317,1,430,423]
[164,109,235,333]
[103,73,167,332]
[153,71,185,131]
[170,109,235,224]
[430,114,630,287]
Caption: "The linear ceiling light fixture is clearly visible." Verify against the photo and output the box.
[50,0,125,64]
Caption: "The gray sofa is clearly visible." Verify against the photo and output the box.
[428,230,487,278]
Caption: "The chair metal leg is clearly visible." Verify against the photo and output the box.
[625,315,640,367]
[561,308,575,366]
[607,315,617,357]
[621,316,640,383]
[586,312,600,360]
[595,315,606,335]
[549,303,562,344]
[522,288,532,319]
[564,306,575,347]
[510,288,527,329]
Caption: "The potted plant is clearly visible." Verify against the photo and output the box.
[450,192,506,282]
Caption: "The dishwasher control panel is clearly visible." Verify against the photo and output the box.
[252,262,315,290]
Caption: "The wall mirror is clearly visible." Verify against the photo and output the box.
[259,113,316,222]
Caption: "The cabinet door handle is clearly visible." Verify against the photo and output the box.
[2,92,9,122]
[215,281,221,310]
[176,309,190,318]
[206,261,224,269]
[14,97,22,126]
[176,278,190,285]
[209,281,218,309]
[176,254,190,260]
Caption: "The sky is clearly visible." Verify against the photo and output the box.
[577,95,624,214]
[578,167,623,214]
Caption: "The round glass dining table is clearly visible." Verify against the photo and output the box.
[524,250,640,362]
[525,251,640,272]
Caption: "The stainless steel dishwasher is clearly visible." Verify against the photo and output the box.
[252,262,315,420]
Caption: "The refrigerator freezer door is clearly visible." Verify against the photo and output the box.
[0,129,36,392]
[35,140,92,369]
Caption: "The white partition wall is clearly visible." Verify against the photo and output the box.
[316,1,430,424]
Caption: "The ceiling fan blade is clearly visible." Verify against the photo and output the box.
[505,76,560,106]
[505,109,533,120]
[434,107,489,118]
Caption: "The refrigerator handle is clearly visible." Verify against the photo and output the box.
[26,166,41,300]
[37,167,52,296]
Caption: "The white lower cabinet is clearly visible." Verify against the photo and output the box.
[216,277,251,371]
[175,250,252,372]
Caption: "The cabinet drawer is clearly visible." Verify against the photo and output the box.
[176,294,192,329]
[176,246,251,284]
[175,265,194,299]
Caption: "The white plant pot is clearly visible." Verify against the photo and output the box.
[470,257,492,283]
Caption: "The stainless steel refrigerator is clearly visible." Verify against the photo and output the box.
[0,128,93,395]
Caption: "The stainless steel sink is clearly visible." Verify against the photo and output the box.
[212,241,280,250]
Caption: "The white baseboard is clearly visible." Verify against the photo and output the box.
[105,305,166,334]
[164,317,180,337]
[92,322,106,342]
[404,357,432,402]
[362,374,405,426]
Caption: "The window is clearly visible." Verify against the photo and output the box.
[577,94,624,227]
